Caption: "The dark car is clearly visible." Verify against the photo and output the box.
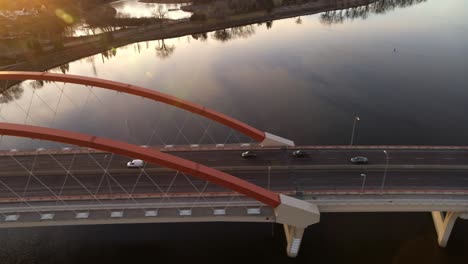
[241,151,257,159]
[292,150,308,158]
[350,156,368,164]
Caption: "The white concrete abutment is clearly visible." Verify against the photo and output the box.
[261,132,295,147]
[273,197,468,257]
[432,211,468,247]
[274,194,320,257]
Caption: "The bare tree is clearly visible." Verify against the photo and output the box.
[153,5,167,29]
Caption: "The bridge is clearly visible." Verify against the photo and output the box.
[0,72,466,257]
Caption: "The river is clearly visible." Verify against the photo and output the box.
[0,0,467,262]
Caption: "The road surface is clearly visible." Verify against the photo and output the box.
[0,147,467,200]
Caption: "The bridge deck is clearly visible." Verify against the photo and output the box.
[0,145,467,227]
[0,146,468,198]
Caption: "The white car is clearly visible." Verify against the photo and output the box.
[127,159,144,168]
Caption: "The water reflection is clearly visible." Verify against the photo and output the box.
[320,0,427,24]
[191,32,209,41]
[155,39,176,58]
[295,17,302,24]
[0,84,23,104]
[0,0,467,262]
[101,47,118,61]
[0,1,442,143]
[0,0,431,92]
[212,25,256,42]
[0,0,429,73]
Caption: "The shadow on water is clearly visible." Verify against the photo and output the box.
[0,213,466,263]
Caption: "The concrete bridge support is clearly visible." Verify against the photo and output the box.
[283,224,305,257]
[274,194,320,257]
[431,211,466,247]
[261,132,295,147]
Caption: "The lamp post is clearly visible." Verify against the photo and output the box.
[350,116,360,146]
[361,173,367,193]
[381,150,389,192]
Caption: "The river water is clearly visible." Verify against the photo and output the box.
[1,0,467,148]
[0,0,467,262]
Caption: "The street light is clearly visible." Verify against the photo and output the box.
[350,116,360,146]
[360,173,367,193]
[381,150,389,192]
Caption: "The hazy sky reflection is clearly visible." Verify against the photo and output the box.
[3,0,468,148]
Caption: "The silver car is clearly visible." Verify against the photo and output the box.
[350,156,368,164]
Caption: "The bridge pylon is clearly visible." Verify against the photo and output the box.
[432,211,468,247]
[274,194,320,257]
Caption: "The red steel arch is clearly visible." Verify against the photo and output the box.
[0,122,280,207]
[0,71,266,142]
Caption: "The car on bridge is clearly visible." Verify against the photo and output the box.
[350,156,368,164]
[292,150,308,158]
[127,159,144,168]
[241,151,257,159]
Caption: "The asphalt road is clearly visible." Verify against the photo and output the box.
[0,148,467,199]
